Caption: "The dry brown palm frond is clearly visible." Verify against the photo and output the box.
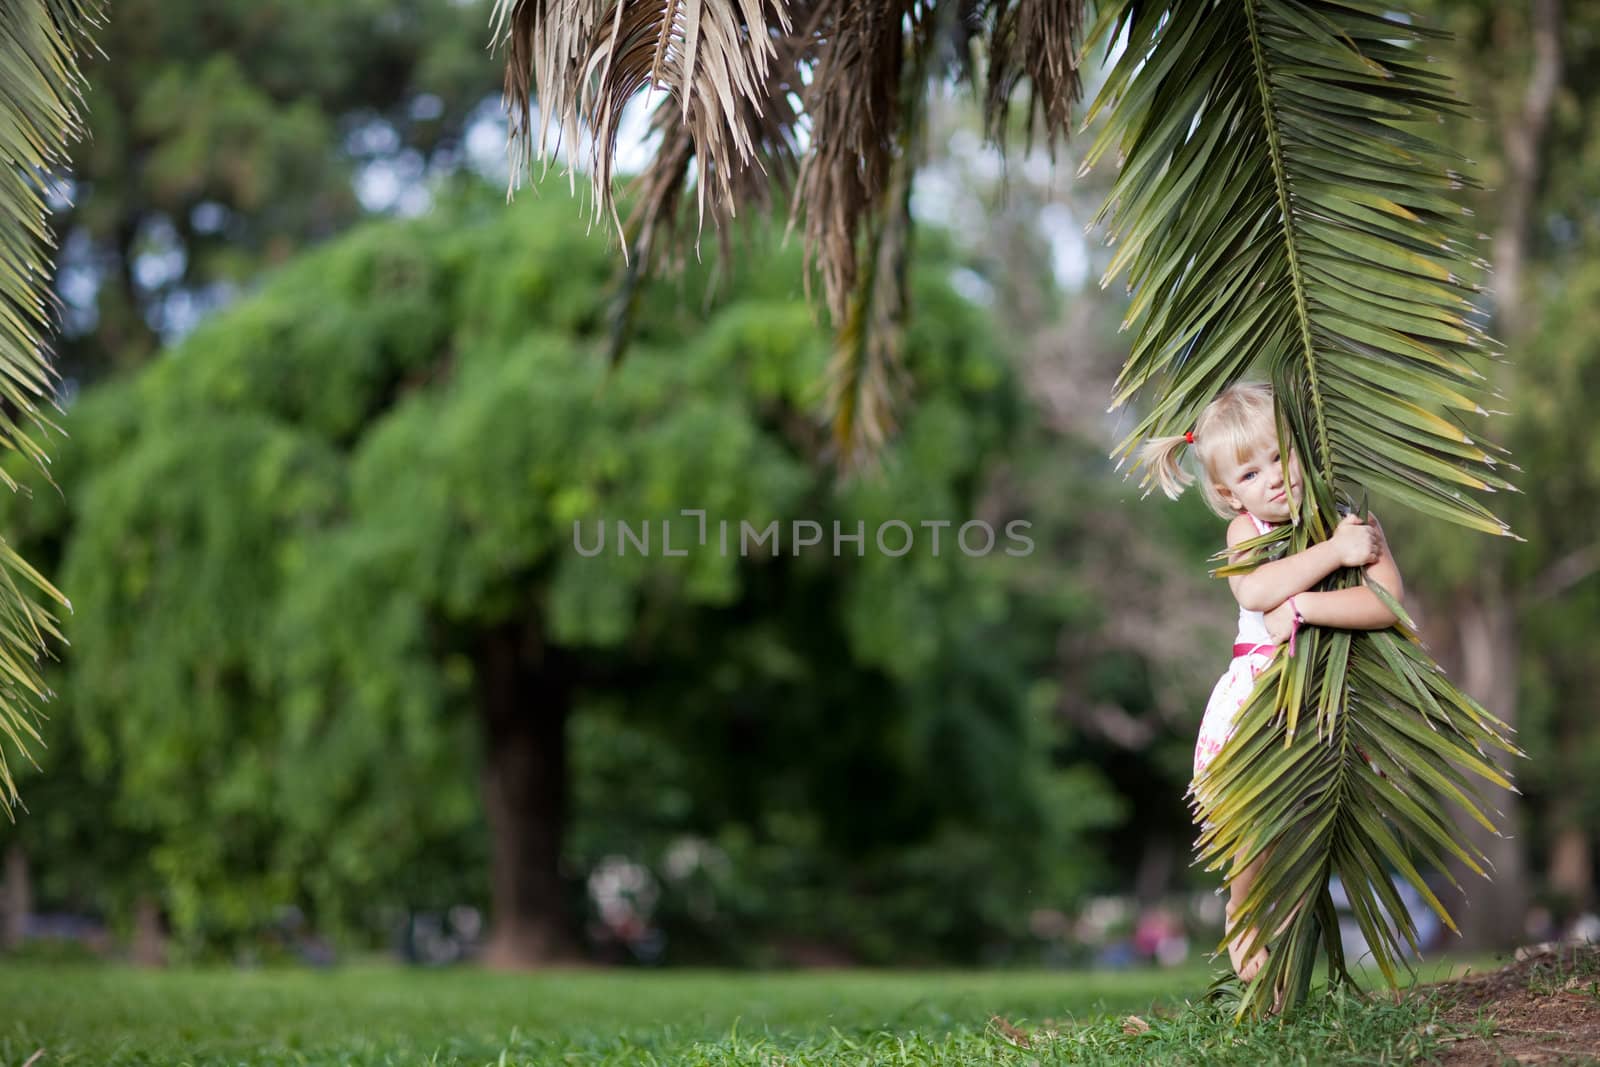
[791,0,915,325]
[604,24,808,365]
[495,0,792,246]
[983,0,1086,158]
[622,19,808,278]
[800,0,950,467]
[824,129,916,470]
[598,0,928,464]
[496,0,605,186]
[495,0,1093,467]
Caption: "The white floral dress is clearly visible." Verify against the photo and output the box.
[1191,511,1279,785]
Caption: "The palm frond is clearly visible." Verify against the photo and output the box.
[604,28,807,366]
[495,0,1091,465]
[795,0,926,462]
[621,27,806,277]
[821,101,916,468]
[0,0,96,813]
[1091,1,1520,1017]
[983,0,1085,157]
[494,0,793,243]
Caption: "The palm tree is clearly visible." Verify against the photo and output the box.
[0,2,91,814]
[494,0,1521,1015]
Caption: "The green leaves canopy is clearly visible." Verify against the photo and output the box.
[54,0,503,380]
[1094,1,1522,1016]
[3,185,1114,954]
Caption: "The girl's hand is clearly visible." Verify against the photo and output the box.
[1264,600,1297,643]
[1329,513,1381,568]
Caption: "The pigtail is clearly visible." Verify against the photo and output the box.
[1125,383,1275,518]
[1136,433,1197,500]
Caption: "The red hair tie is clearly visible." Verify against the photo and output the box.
[1184,431,1195,444]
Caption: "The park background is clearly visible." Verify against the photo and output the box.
[0,0,1595,1022]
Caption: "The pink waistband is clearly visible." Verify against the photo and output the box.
[1232,642,1277,658]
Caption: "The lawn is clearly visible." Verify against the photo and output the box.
[0,957,1486,1066]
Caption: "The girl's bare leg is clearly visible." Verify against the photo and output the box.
[1226,846,1306,1012]
[1226,850,1269,981]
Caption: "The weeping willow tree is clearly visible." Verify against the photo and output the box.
[495,0,1522,1016]
[0,2,92,813]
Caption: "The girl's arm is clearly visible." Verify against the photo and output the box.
[1228,512,1387,612]
[1265,515,1405,635]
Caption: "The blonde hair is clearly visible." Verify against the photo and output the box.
[1136,381,1280,520]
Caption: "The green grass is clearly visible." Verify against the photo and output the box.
[0,957,1486,1066]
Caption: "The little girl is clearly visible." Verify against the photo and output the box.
[1138,382,1406,984]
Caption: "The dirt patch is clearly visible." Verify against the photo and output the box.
[1422,942,1600,1064]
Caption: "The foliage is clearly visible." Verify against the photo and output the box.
[53,0,503,380]
[1,0,500,819]
[1092,1,1520,1017]
[1513,233,1600,857]
[491,0,1557,1007]
[0,182,1118,958]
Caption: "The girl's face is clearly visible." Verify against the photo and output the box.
[1217,438,1301,522]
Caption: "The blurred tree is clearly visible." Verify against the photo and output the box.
[3,1,503,946]
[1473,0,1600,930]
[1,183,1119,964]
[52,0,502,382]
[1381,0,1592,949]
[1517,239,1600,922]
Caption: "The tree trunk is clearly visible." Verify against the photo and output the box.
[1133,834,1176,908]
[1425,0,1565,953]
[1548,823,1592,917]
[130,895,167,967]
[1489,0,1562,344]
[3,844,30,950]
[1432,579,1529,950]
[476,621,582,968]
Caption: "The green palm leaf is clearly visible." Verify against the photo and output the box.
[1093,2,1522,1016]
[0,1,94,813]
